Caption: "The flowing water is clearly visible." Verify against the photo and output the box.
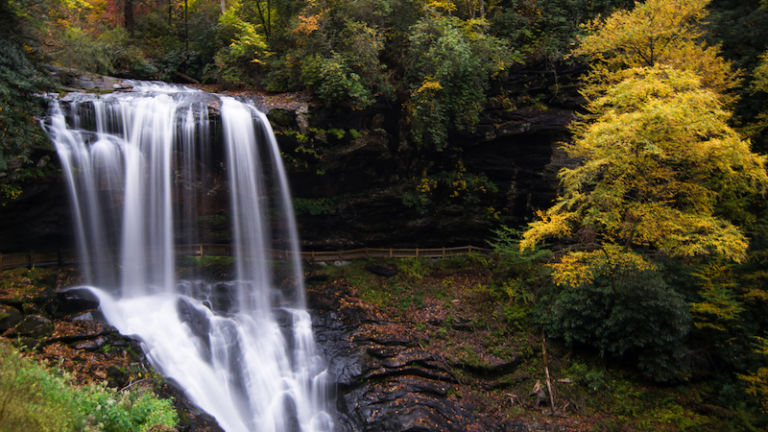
[44,82,333,432]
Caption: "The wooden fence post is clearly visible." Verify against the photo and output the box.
[197,243,204,258]
[415,248,419,257]
[442,247,446,258]
[389,248,393,258]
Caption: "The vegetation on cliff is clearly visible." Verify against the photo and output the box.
[0,1,57,204]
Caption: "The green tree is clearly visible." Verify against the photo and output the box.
[741,336,768,412]
[488,0,634,62]
[520,62,766,381]
[208,3,271,86]
[405,12,512,151]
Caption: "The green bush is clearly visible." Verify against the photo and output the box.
[540,264,692,382]
[315,54,374,109]
[396,257,426,283]
[485,226,551,329]
[0,342,177,432]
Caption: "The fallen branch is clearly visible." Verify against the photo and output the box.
[542,334,556,414]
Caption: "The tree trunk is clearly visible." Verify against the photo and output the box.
[184,0,189,69]
[124,0,134,37]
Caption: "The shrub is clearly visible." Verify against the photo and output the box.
[540,261,692,382]
[315,54,374,110]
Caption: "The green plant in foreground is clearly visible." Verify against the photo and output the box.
[0,342,177,432]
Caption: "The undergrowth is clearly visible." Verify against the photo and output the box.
[311,250,768,431]
[0,341,177,432]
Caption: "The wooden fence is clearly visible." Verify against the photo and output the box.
[0,244,490,271]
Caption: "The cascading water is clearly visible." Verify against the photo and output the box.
[44,83,334,432]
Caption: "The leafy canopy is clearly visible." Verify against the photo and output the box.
[521,66,767,267]
[575,0,739,98]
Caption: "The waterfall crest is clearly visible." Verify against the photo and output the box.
[45,83,333,432]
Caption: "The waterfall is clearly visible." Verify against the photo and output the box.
[44,83,334,432]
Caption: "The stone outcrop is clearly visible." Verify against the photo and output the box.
[47,66,133,92]
[308,277,572,432]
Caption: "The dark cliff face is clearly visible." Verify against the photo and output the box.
[0,62,581,252]
[279,62,582,249]
[0,175,72,252]
[281,108,572,249]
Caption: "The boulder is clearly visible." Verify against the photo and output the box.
[365,264,397,278]
[4,314,54,338]
[51,287,100,317]
[0,304,23,332]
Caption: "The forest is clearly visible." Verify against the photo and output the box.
[1,0,768,430]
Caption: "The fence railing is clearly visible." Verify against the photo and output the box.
[0,244,490,271]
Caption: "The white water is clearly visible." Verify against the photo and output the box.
[45,83,333,432]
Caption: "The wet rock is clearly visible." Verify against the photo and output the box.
[308,278,575,431]
[73,336,109,351]
[309,282,478,432]
[210,282,236,313]
[52,287,100,317]
[0,304,23,332]
[365,264,397,278]
[5,314,54,338]
[72,312,94,321]
[154,379,225,432]
[176,297,212,363]
[47,66,131,92]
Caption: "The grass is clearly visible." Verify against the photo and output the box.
[0,341,177,432]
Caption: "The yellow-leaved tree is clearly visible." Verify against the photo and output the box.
[520,0,768,382]
[574,0,739,101]
[523,0,768,287]
[522,65,767,282]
